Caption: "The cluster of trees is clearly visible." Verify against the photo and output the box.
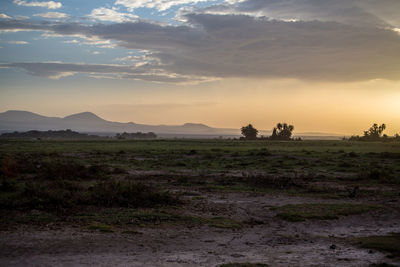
[270,123,295,140]
[0,129,101,140]
[115,132,157,139]
[241,123,298,141]
[348,123,400,141]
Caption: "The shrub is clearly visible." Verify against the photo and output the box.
[21,179,85,209]
[359,165,398,184]
[89,180,179,208]
[38,160,106,180]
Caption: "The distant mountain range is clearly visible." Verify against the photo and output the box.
[0,110,344,139]
[0,110,241,136]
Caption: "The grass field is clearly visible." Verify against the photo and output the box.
[1,139,399,266]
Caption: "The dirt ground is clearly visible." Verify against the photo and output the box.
[1,191,400,267]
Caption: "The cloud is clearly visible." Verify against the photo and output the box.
[0,62,212,83]
[13,0,62,9]
[0,14,12,19]
[0,14,30,20]
[34,12,69,19]
[89,7,138,23]
[115,0,215,12]
[202,0,400,28]
[100,102,217,111]
[1,9,400,82]
[62,39,79,44]
[7,40,29,44]
[15,16,30,20]
[41,30,118,48]
[47,71,74,79]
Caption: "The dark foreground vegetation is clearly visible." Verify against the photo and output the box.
[0,139,399,266]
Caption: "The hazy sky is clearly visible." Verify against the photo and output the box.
[1,0,400,135]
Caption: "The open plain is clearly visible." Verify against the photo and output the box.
[1,139,399,266]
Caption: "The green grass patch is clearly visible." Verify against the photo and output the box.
[122,230,143,235]
[271,203,379,222]
[207,216,242,229]
[353,233,400,258]
[88,223,114,233]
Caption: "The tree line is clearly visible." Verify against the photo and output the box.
[241,122,400,141]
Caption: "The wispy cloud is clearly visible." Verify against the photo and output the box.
[8,40,29,44]
[62,39,79,44]
[200,0,400,28]
[13,0,62,9]
[14,15,30,20]
[0,14,30,20]
[0,62,213,83]
[100,102,218,110]
[34,12,68,19]
[89,7,138,23]
[41,32,116,48]
[115,0,216,12]
[0,14,12,19]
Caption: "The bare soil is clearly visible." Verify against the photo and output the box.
[1,191,399,267]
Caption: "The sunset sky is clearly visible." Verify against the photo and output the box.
[1,0,400,135]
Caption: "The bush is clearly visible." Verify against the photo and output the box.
[89,180,179,208]
[22,180,85,209]
[359,165,398,184]
[38,160,106,180]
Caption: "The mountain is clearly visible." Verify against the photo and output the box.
[63,112,105,122]
[0,110,239,136]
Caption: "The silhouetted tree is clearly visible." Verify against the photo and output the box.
[363,123,386,141]
[270,123,294,140]
[241,124,258,140]
[348,123,389,141]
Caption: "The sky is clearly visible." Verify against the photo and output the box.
[0,0,400,135]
